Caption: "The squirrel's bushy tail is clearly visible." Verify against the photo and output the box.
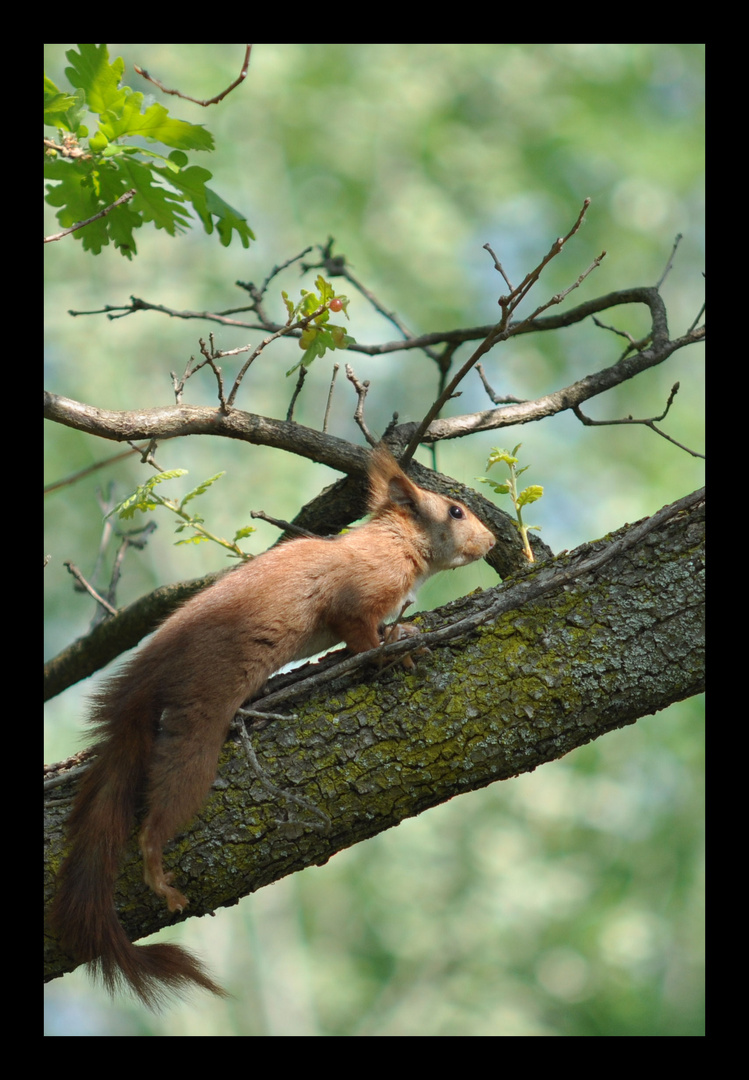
[50,667,226,1009]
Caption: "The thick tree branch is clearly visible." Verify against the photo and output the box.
[43,390,361,468]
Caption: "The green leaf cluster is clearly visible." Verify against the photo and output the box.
[44,44,255,258]
[282,275,355,374]
[479,445,543,562]
[108,468,190,519]
[108,470,255,558]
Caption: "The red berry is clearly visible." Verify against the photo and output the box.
[329,298,343,312]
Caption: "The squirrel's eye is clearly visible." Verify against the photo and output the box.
[449,505,465,519]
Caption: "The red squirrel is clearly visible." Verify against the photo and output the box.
[51,446,495,1008]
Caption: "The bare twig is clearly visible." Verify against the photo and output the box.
[345,364,376,445]
[69,296,264,326]
[237,246,314,314]
[86,485,118,603]
[171,358,194,404]
[475,364,527,406]
[573,383,704,458]
[44,189,136,244]
[226,303,329,408]
[400,334,495,466]
[100,523,159,622]
[286,366,307,421]
[688,297,706,336]
[656,233,683,290]
[198,337,228,410]
[134,45,252,106]
[483,243,514,291]
[494,198,596,319]
[592,315,652,355]
[44,443,152,494]
[64,561,118,616]
[129,440,163,470]
[518,250,606,324]
[323,364,340,433]
[249,510,319,539]
[171,337,230,409]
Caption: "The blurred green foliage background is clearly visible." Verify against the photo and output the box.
[44,44,704,1036]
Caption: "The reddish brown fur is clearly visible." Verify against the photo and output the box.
[51,447,495,1008]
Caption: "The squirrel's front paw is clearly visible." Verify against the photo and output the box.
[381,622,431,669]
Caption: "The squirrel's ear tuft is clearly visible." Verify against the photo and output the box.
[368,445,418,514]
